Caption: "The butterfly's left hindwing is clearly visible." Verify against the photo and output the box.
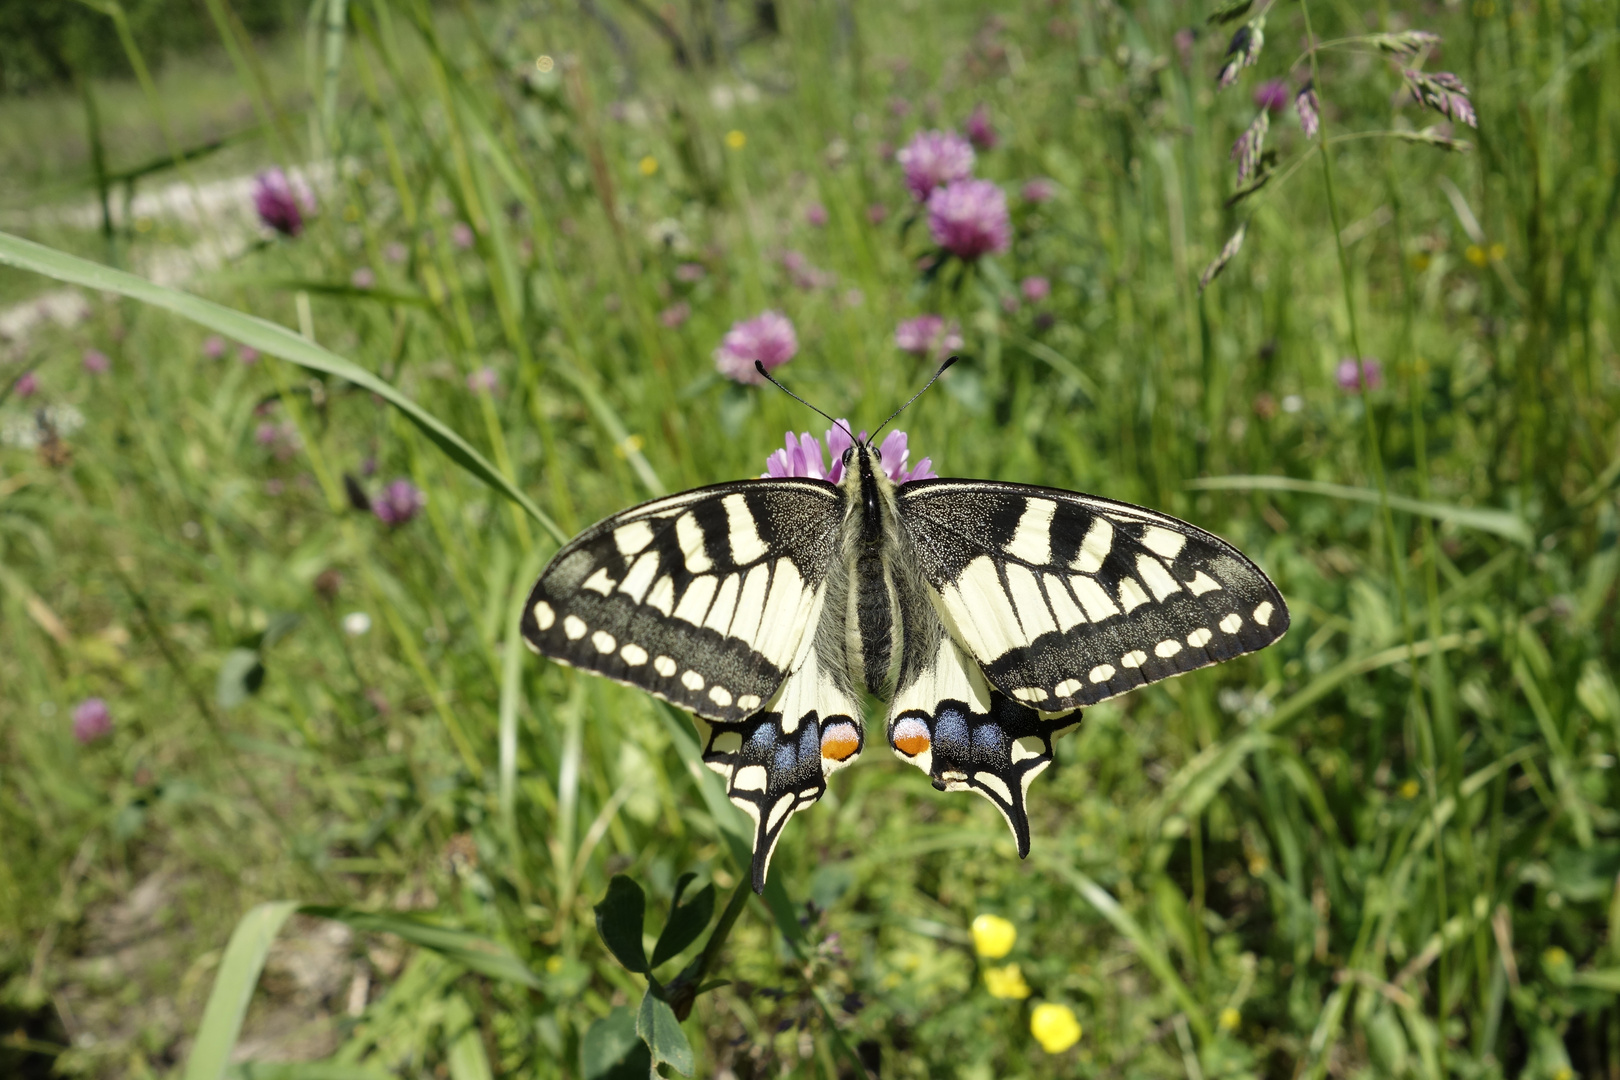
[521,479,842,722]
[897,479,1289,710]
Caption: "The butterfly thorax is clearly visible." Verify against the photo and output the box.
[833,444,905,697]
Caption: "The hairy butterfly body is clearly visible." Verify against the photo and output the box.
[522,431,1288,892]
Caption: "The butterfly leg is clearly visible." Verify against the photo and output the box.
[697,654,864,892]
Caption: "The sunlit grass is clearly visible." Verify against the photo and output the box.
[2,0,1618,1077]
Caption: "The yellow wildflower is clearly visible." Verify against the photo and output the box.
[725,130,747,150]
[1219,1006,1241,1031]
[971,914,1017,958]
[1409,252,1431,271]
[983,963,1031,1000]
[1030,1002,1081,1053]
[1543,946,1569,968]
[544,955,564,973]
[639,156,658,176]
[1399,779,1421,799]
[1465,244,1488,267]
[1552,1068,1573,1080]
[1489,242,1506,261]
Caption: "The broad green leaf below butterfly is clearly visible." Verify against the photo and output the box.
[521,360,1289,891]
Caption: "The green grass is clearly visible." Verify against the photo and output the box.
[2,0,1618,1077]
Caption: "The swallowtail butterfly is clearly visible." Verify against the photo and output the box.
[522,362,1288,891]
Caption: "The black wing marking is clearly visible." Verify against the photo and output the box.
[521,479,842,722]
[886,613,1079,855]
[697,649,864,892]
[897,479,1288,710]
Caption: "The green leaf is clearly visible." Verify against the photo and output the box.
[299,906,540,987]
[594,875,649,974]
[1206,0,1254,23]
[183,901,301,1080]
[216,648,266,709]
[580,1006,652,1080]
[444,994,493,1080]
[1186,474,1534,546]
[1573,969,1620,993]
[651,873,715,969]
[0,229,565,545]
[258,612,303,650]
[230,1065,389,1080]
[637,990,695,1076]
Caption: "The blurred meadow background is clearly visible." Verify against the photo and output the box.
[2,0,1619,1076]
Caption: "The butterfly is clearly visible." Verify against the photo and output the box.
[521,362,1288,892]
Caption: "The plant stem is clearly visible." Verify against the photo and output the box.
[1299,1,1449,1072]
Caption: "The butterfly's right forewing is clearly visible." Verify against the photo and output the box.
[521,479,844,722]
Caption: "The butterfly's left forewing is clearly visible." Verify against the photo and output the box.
[521,479,843,722]
[896,479,1289,710]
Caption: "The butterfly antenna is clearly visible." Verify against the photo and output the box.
[753,361,856,443]
[871,355,958,442]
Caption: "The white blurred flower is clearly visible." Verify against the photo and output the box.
[343,612,373,636]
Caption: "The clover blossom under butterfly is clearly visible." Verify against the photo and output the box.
[897,130,976,202]
[764,422,936,485]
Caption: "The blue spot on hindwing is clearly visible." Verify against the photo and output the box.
[934,706,970,752]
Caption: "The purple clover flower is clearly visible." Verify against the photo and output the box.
[384,241,408,264]
[253,168,314,237]
[203,335,227,360]
[897,130,976,202]
[764,423,936,485]
[894,315,964,358]
[72,698,112,744]
[659,301,691,329]
[451,222,475,249]
[255,421,300,459]
[467,367,498,393]
[806,202,829,227]
[927,179,1010,260]
[15,372,38,398]
[83,349,110,374]
[965,103,998,151]
[867,203,889,225]
[1336,357,1383,391]
[675,262,707,283]
[1021,178,1058,203]
[1254,79,1289,112]
[239,346,260,365]
[351,267,376,289]
[1021,276,1051,302]
[782,250,833,290]
[373,479,426,526]
[714,310,798,384]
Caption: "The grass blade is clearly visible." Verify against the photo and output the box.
[183,901,302,1080]
[1040,857,1211,1043]
[0,230,565,544]
[1188,475,1533,546]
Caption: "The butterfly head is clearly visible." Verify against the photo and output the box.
[839,440,892,547]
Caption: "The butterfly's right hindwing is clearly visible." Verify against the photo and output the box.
[521,479,843,722]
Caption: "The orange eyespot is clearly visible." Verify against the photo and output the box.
[890,718,931,757]
[820,722,860,761]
